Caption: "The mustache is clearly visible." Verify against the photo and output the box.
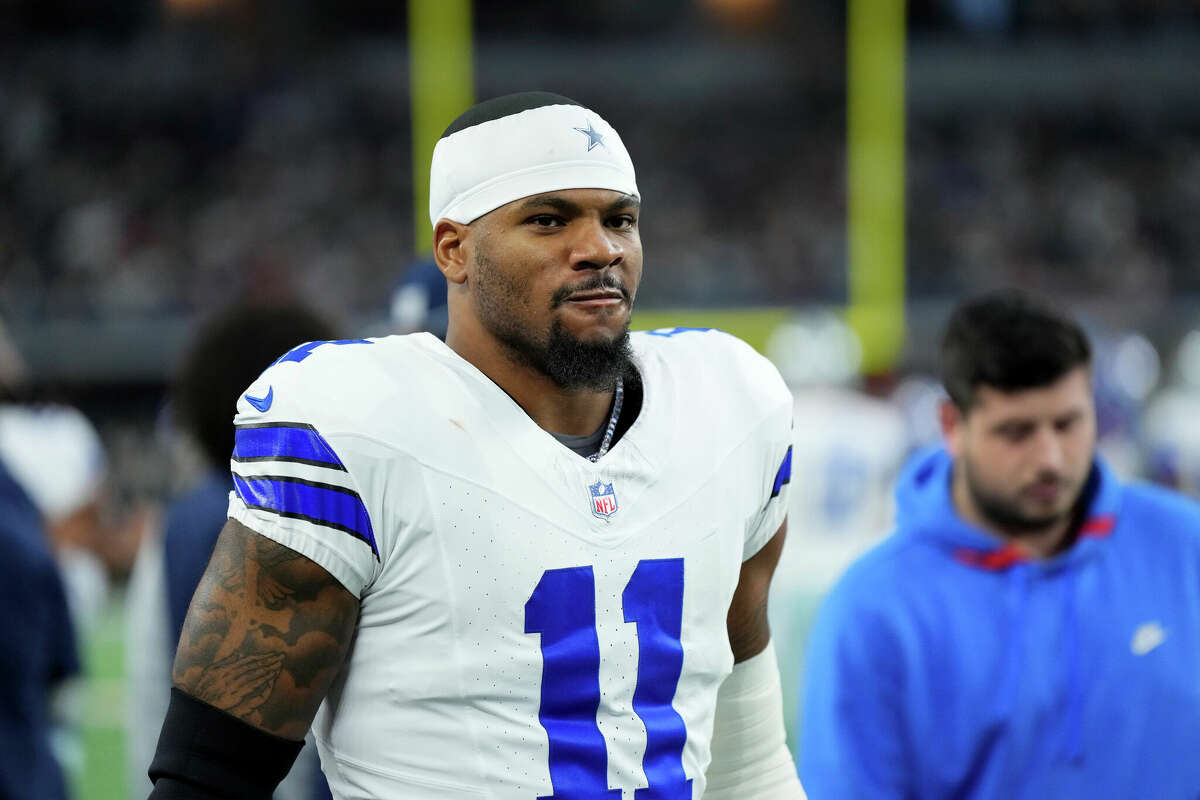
[550,274,631,308]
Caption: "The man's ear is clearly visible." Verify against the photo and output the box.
[940,398,966,458]
[433,219,470,285]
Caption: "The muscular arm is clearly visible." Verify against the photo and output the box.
[726,520,786,663]
[171,518,359,740]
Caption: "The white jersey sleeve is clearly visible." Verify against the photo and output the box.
[226,339,390,597]
[746,423,793,561]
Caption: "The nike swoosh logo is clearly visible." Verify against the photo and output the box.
[1131,622,1167,656]
[244,386,274,413]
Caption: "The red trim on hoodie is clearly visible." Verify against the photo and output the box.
[953,544,1029,571]
[954,514,1117,571]
[1080,513,1116,539]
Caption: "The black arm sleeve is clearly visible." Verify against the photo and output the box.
[148,688,306,800]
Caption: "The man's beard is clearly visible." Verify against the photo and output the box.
[961,456,1080,535]
[473,251,633,391]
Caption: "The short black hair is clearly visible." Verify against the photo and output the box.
[941,290,1092,411]
[173,303,337,470]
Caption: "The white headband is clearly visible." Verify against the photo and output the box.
[429,103,639,226]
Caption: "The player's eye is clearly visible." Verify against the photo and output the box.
[608,215,637,230]
[526,214,564,228]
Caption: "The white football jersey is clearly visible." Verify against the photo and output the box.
[226,329,793,800]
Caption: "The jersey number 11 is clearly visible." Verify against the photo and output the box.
[525,558,693,800]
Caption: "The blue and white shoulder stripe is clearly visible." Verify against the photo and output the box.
[230,421,379,560]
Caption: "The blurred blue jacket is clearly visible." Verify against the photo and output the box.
[798,447,1200,799]
[163,470,234,647]
[0,457,77,800]
[390,259,447,339]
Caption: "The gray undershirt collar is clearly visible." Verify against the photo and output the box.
[550,420,607,459]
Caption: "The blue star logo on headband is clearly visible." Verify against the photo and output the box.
[574,121,606,152]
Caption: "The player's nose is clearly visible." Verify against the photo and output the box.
[569,218,623,271]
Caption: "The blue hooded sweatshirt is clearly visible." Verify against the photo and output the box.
[798,447,1200,800]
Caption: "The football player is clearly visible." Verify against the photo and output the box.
[149,92,805,799]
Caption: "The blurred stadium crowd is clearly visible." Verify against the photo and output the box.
[1,1,1199,797]
[2,1,1199,325]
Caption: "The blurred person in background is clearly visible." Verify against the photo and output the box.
[0,441,79,800]
[0,317,156,615]
[126,302,337,800]
[1088,329,1161,480]
[0,402,115,784]
[799,290,1200,799]
[0,321,79,799]
[0,404,117,636]
[0,318,156,786]
[147,92,805,799]
[890,372,947,454]
[763,312,909,751]
[1142,328,1200,496]
[389,258,448,339]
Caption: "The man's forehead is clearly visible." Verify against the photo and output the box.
[971,368,1094,417]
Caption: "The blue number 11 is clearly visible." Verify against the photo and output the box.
[525,559,693,800]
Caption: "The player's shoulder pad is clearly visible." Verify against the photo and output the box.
[633,326,792,413]
[234,335,414,430]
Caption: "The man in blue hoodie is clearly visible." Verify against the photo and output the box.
[798,290,1200,799]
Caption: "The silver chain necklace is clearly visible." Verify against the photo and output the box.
[588,375,624,462]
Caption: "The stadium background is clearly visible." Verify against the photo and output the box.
[2,0,1199,797]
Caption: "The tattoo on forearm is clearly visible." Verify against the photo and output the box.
[172,521,358,739]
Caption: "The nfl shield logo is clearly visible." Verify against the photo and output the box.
[588,480,619,520]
